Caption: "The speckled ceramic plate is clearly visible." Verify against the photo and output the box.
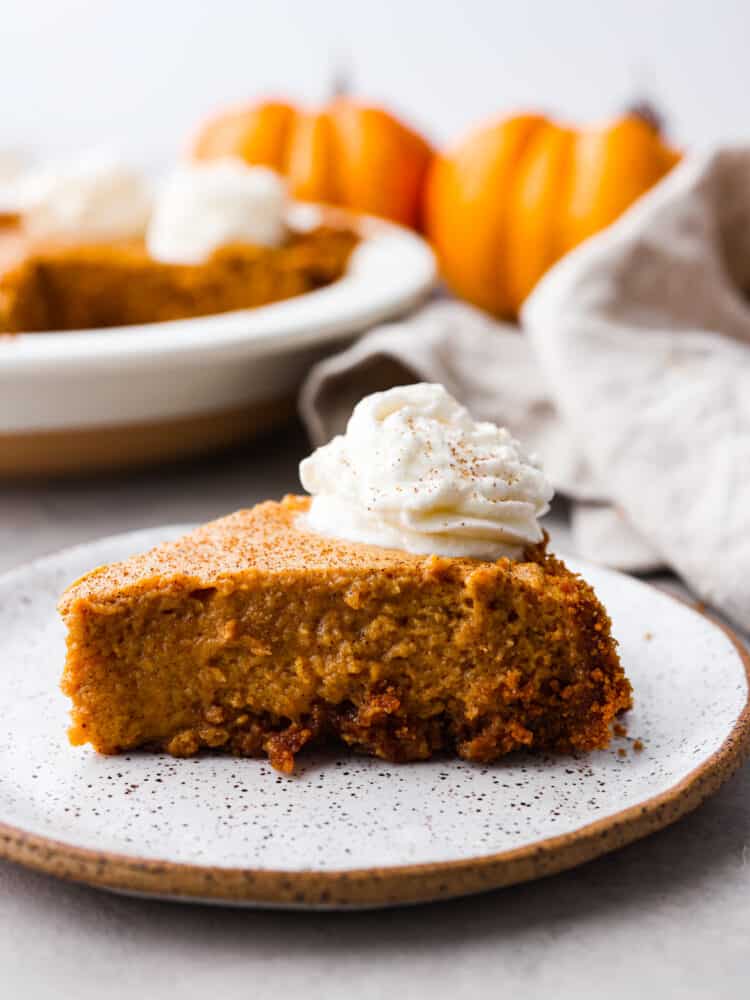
[0,526,748,909]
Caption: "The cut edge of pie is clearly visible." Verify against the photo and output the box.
[59,496,632,773]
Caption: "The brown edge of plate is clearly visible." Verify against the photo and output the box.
[0,591,748,909]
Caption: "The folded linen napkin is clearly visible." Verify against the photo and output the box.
[300,149,750,630]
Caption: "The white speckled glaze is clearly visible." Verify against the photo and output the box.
[0,526,747,908]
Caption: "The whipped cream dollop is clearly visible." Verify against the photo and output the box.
[299,383,554,561]
[17,153,151,241]
[146,158,287,264]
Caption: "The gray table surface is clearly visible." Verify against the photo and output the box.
[1,423,748,1000]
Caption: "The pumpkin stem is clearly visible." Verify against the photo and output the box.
[329,63,352,100]
[625,98,666,134]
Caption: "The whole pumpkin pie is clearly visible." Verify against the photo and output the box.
[0,157,358,333]
[59,385,632,772]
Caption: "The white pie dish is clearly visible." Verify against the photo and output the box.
[0,205,436,477]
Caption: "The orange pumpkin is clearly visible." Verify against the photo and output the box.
[424,109,680,317]
[192,98,433,230]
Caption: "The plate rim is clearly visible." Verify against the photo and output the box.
[0,548,748,908]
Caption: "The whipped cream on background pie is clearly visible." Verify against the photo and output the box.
[146,158,288,264]
[14,152,151,242]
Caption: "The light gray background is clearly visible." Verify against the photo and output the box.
[1,424,748,999]
[2,3,749,994]
[1,0,749,163]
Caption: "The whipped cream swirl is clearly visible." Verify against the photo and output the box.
[17,153,151,242]
[146,158,287,264]
[299,383,554,561]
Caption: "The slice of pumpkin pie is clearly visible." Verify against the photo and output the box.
[59,385,631,772]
